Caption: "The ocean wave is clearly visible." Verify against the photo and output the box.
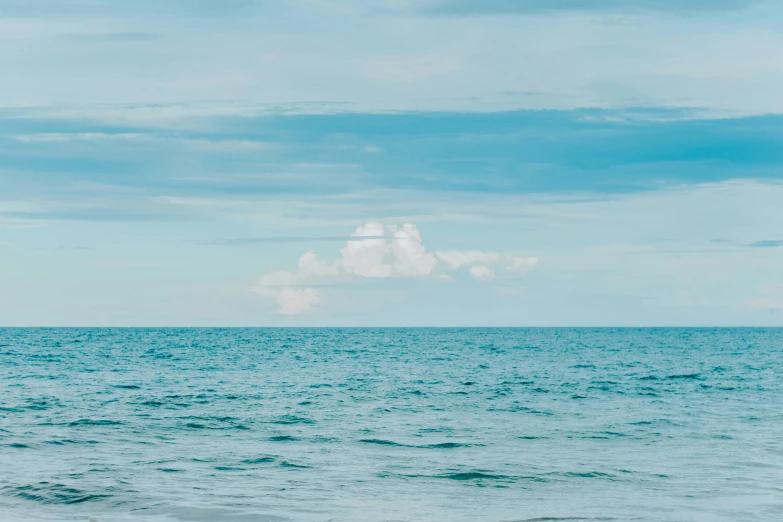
[2,482,114,505]
[268,415,316,425]
[68,419,124,427]
[359,439,474,449]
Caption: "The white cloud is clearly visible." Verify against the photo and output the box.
[434,250,501,270]
[276,287,321,315]
[389,223,438,277]
[256,269,297,288]
[252,265,321,315]
[339,221,438,278]
[506,256,539,272]
[14,133,143,143]
[341,221,393,278]
[298,250,339,279]
[469,265,495,280]
[252,221,537,314]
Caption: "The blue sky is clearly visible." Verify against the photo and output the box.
[1,0,783,325]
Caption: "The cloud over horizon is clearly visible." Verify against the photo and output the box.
[252,222,538,315]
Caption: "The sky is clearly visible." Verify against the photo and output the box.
[1,0,783,326]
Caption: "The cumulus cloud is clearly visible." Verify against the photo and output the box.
[250,254,334,316]
[341,222,393,278]
[506,256,539,272]
[298,250,339,279]
[435,250,501,270]
[276,288,321,315]
[469,265,495,281]
[251,269,319,315]
[340,222,438,278]
[389,224,438,277]
[252,221,537,315]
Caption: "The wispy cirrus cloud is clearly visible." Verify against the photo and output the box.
[4,108,783,216]
[422,0,766,16]
[60,32,160,42]
[197,235,386,246]
[0,0,273,17]
[746,240,783,248]
[2,0,783,115]
[0,0,764,18]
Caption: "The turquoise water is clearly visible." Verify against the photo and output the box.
[1,328,782,522]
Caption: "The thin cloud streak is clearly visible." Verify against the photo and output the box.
[746,240,783,248]
[423,0,766,16]
[196,235,391,246]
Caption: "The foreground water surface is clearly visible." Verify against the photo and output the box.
[1,328,781,522]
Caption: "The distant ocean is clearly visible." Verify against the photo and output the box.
[1,328,781,522]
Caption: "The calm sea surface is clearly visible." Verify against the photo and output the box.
[1,328,781,522]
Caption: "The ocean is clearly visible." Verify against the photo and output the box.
[0,328,781,522]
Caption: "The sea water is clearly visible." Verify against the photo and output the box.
[1,328,781,522]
